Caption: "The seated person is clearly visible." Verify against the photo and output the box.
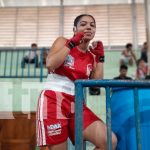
[120,43,136,66]
[140,41,148,63]
[42,50,48,65]
[136,58,149,80]
[114,64,132,80]
[21,43,38,68]
[39,49,48,66]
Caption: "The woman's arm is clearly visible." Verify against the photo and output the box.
[90,62,104,79]
[46,32,84,71]
[89,41,104,79]
[46,37,70,71]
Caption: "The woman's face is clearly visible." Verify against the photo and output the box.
[74,16,96,41]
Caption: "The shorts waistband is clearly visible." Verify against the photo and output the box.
[44,74,75,95]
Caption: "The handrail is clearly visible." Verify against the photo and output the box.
[75,79,150,150]
[0,48,49,81]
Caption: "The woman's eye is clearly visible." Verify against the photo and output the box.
[91,24,96,27]
[80,23,86,26]
[80,22,96,27]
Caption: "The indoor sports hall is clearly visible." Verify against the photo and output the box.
[0,0,150,150]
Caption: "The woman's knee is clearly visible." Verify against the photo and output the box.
[94,132,117,150]
[39,141,67,150]
[83,121,117,149]
[39,146,49,150]
[83,121,107,149]
[48,141,67,150]
[112,133,117,150]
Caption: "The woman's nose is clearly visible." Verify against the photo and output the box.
[86,25,92,30]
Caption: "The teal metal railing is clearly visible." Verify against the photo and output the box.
[0,48,49,82]
[75,79,150,150]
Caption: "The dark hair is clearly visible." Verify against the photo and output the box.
[143,41,147,46]
[126,43,132,48]
[31,43,37,47]
[73,14,96,27]
[120,64,128,71]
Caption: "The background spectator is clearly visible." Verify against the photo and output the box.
[38,48,48,67]
[120,43,137,66]
[21,43,38,68]
[114,64,132,80]
[136,58,149,80]
[140,41,148,63]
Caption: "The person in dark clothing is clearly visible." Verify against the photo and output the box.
[114,65,132,80]
[140,42,148,63]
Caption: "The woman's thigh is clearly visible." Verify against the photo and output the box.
[83,120,107,146]
[83,120,117,150]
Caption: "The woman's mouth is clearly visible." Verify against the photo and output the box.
[84,32,92,36]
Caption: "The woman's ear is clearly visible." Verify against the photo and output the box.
[73,26,77,32]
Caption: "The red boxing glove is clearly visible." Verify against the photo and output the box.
[65,32,84,50]
[89,41,105,63]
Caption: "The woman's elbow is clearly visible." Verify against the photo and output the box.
[46,65,53,72]
[93,72,103,79]
[46,60,54,71]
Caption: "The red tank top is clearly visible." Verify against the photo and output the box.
[54,46,94,81]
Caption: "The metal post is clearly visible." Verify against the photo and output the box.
[9,50,13,76]
[59,0,64,36]
[74,80,150,150]
[134,88,142,150]
[105,86,112,150]
[75,83,84,150]
[21,50,25,77]
[131,0,138,51]
[40,48,43,82]
[15,50,19,77]
[4,51,7,76]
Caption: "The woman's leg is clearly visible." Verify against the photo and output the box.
[39,141,67,150]
[39,146,49,150]
[83,121,117,150]
[48,141,67,150]
[36,91,69,150]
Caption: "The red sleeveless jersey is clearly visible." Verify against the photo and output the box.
[54,47,94,81]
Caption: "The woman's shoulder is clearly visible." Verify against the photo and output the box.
[53,36,68,44]
[51,36,68,49]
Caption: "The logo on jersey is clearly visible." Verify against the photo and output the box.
[47,123,62,136]
[86,64,93,77]
[64,54,74,69]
